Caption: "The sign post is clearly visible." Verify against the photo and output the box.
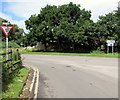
[0,26,13,60]
[107,45,109,54]
[6,37,8,60]
[106,40,115,53]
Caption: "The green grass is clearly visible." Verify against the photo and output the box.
[20,51,119,58]
[2,68,30,99]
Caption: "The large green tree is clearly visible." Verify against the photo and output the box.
[25,2,95,52]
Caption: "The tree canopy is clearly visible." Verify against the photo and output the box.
[25,2,119,52]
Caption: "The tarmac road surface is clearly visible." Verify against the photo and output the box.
[22,54,118,98]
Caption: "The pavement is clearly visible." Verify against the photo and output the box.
[21,54,118,98]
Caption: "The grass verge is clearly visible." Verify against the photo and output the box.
[21,51,119,58]
[2,67,30,99]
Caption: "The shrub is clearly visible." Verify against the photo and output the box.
[91,50,104,54]
[2,49,22,83]
[2,41,20,48]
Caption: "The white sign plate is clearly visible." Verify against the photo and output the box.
[106,40,115,43]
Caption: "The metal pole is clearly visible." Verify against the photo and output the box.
[3,22,9,60]
[107,46,109,53]
[6,37,8,60]
[0,22,2,100]
[107,46,108,53]
[112,45,114,53]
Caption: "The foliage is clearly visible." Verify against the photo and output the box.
[2,49,22,91]
[24,2,119,52]
[2,68,29,98]
[25,2,95,52]
[91,50,104,54]
[0,17,7,23]
[97,13,119,45]
[2,41,20,48]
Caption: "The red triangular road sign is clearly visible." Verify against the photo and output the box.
[0,26,13,36]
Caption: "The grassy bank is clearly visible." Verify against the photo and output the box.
[20,51,119,58]
[2,68,30,99]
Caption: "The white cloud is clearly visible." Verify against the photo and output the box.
[0,12,27,32]
[5,3,44,19]
[0,12,12,21]
[4,0,119,20]
[68,0,119,21]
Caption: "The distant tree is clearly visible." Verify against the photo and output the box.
[0,17,24,47]
[115,6,120,52]
[96,12,119,52]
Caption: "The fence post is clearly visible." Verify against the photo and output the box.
[10,49,12,60]
[16,49,19,61]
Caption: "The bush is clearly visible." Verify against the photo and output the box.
[9,41,20,48]
[2,49,22,84]
[91,50,104,54]
[2,41,20,48]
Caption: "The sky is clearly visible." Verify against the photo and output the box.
[0,0,119,33]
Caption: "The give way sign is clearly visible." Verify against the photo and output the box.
[0,26,13,36]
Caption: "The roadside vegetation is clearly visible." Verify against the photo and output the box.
[2,68,29,98]
[20,48,119,58]
[1,49,30,99]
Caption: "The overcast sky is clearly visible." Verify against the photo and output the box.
[0,0,119,32]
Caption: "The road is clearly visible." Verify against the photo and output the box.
[22,54,118,98]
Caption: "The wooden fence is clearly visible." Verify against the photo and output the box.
[0,49,22,75]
